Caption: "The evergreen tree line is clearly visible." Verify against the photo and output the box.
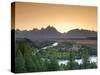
[15,42,97,73]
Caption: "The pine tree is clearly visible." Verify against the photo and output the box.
[81,48,90,69]
[66,49,79,70]
[23,44,36,72]
[15,50,26,73]
[47,58,59,71]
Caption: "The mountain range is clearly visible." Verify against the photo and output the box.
[14,25,97,41]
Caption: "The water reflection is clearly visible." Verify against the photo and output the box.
[58,56,97,65]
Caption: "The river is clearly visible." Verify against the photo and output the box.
[58,56,97,65]
[41,42,97,65]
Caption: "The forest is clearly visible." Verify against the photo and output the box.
[15,39,97,73]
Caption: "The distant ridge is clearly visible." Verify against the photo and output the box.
[14,25,97,40]
[63,29,97,39]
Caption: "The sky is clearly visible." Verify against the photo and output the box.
[13,2,97,33]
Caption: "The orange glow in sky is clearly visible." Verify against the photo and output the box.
[14,2,97,33]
